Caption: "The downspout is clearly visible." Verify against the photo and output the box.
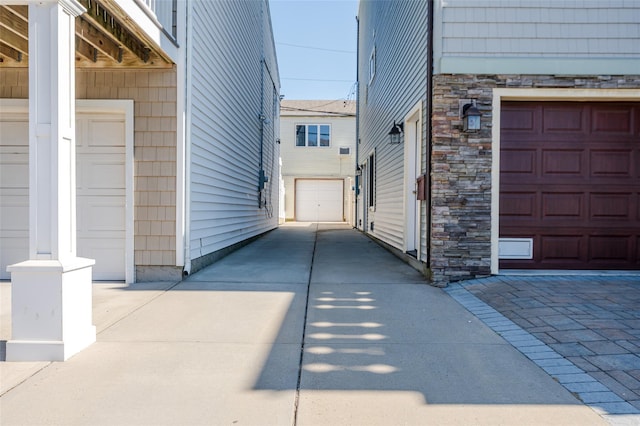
[182,0,193,276]
[425,0,434,269]
[354,14,360,229]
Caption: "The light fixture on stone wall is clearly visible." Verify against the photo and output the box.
[388,120,404,144]
[462,101,481,132]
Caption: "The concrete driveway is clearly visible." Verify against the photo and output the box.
[0,223,619,425]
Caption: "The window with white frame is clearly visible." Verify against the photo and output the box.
[368,151,375,208]
[368,47,376,84]
[295,124,331,147]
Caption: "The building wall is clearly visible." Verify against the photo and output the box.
[430,74,640,284]
[188,0,280,269]
[435,0,640,74]
[357,0,429,252]
[280,112,356,223]
[0,67,179,281]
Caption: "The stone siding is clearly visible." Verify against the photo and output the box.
[430,74,640,285]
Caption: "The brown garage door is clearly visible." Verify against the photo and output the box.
[500,101,640,270]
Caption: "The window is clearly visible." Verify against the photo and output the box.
[368,151,375,208]
[368,47,376,84]
[295,124,331,147]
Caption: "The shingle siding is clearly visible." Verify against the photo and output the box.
[189,0,279,264]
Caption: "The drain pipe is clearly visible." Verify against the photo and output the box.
[425,0,434,269]
[182,0,193,277]
[354,14,360,229]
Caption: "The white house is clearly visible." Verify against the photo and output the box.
[280,100,356,225]
[357,0,640,285]
[0,0,280,360]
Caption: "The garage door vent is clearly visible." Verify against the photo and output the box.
[339,147,351,155]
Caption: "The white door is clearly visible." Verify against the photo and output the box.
[296,179,343,222]
[0,111,126,280]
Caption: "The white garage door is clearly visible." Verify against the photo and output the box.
[296,179,343,222]
[0,111,126,281]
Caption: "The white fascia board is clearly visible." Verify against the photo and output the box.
[112,0,179,62]
[439,57,640,76]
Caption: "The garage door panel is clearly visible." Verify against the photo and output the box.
[501,149,536,175]
[589,236,632,263]
[544,106,585,133]
[500,101,640,270]
[540,235,583,262]
[86,120,125,147]
[590,193,633,220]
[78,197,125,233]
[78,154,126,191]
[542,150,584,176]
[1,112,126,280]
[590,150,632,177]
[591,106,633,135]
[296,179,343,222]
[500,192,537,219]
[542,193,584,219]
[501,108,537,133]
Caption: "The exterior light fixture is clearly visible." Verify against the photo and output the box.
[462,101,481,132]
[388,120,404,144]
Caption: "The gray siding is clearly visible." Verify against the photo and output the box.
[436,0,640,74]
[189,0,279,261]
[357,0,428,253]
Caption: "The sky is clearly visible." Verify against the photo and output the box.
[269,0,359,101]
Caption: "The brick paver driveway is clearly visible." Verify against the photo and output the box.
[450,275,640,413]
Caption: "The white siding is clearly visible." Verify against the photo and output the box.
[436,0,640,74]
[357,1,428,253]
[280,106,356,223]
[189,0,280,261]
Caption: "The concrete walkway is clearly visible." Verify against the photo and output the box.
[0,223,608,425]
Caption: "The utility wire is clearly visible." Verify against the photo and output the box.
[277,42,355,54]
[282,77,354,83]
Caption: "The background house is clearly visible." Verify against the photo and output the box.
[280,100,356,224]
[0,0,279,360]
[357,0,640,285]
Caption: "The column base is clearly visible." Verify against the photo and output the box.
[6,257,96,361]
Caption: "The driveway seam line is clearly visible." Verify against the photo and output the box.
[444,283,640,419]
[97,280,182,336]
[292,222,318,426]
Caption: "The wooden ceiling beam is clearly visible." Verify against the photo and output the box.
[0,40,22,62]
[76,16,122,63]
[75,35,97,62]
[79,0,150,63]
[0,7,28,39]
[4,5,27,21]
[0,23,27,54]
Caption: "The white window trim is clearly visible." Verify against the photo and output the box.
[295,123,332,148]
[369,47,376,85]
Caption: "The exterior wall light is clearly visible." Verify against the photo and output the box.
[462,101,481,132]
[388,120,404,144]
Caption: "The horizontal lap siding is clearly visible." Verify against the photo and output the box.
[358,0,428,251]
[190,0,279,259]
[441,0,640,58]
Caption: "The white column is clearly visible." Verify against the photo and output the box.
[6,0,95,362]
